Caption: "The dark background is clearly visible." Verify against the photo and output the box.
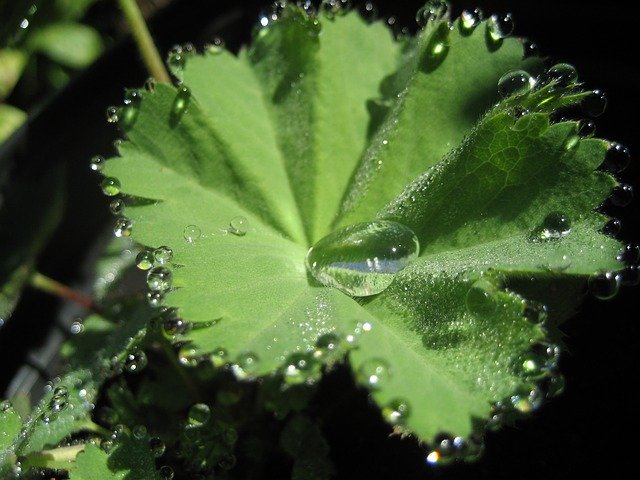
[1,1,638,478]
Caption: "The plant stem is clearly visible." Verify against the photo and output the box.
[118,0,171,83]
[29,272,101,314]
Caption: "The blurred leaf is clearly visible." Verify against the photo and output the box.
[0,49,27,99]
[0,103,27,142]
[28,22,103,69]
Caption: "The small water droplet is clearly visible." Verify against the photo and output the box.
[422,22,450,72]
[602,217,622,237]
[233,352,260,379]
[149,437,166,457]
[601,142,630,173]
[170,86,191,127]
[101,177,121,196]
[465,278,497,318]
[111,424,125,440]
[459,8,482,35]
[154,246,173,264]
[210,347,228,367]
[359,1,377,21]
[162,317,190,337]
[314,332,340,359]
[121,90,141,130]
[204,36,225,55]
[305,220,419,297]
[357,358,391,389]
[544,63,578,87]
[144,77,156,92]
[228,216,249,236]
[147,266,172,292]
[609,184,634,207]
[109,198,125,215]
[124,350,148,373]
[523,40,539,58]
[159,466,174,479]
[147,291,165,307]
[284,352,316,385]
[577,119,596,138]
[106,106,120,123]
[510,385,544,413]
[101,439,114,452]
[133,425,147,439]
[218,454,237,470]
[187,403,211,426]
[184,224,201,243]
[416,0,448,27]
[382,398,411,424]
[617,243,639,265]
[90,155,105,172]
[136,251,155,270]
[113,217,133,238]
[523,300,548,324]
[538,373,565,398]
[498,70,533,97]
[1,400,13,412]
[167,45,185,71]
[530,212,571,242]
[582,89,607,117]
[588,271,620,300]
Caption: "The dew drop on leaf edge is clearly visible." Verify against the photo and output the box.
[305,220,420,297]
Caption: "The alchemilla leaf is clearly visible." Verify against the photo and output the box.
[100,2,624,454]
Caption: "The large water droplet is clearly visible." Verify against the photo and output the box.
[602,142,630,173]
[113,217,132,238]
[187,403,211,426]
[147,266,172,291]
[149,437,166,457]
[422,22,450,72]
[601,217,622,237]
[530,212,571,241]
[617,266,640,287]
[382,398,411,424]
[101,177,121,196]
[617,243,639,265]
[544,63,578,87]
[228,216,249,236]
[124,350,148,373]
[582,89,607,117]
[486,13,513,49]
[154,246,173,264]
[184,224,201,243]
[416,0,448,27]
[121,90,141,130]
[610,184,634,207]
[159,466,174,479]
[136,251,155,270]
[458,8,482,35]
[577,119,596,138]
[498,70,533,97]
[588,271,620,300]
[357,358,391,389]
[170,86,191,127]
[305,220,419,297]
[465,278,497,318]
[133,424,147,439]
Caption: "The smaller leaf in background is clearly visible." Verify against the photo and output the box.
[28,22,103,69]
[0,49,27,100]
[0,403,22,476]
[280,414,334,480]
[0,104,27,143]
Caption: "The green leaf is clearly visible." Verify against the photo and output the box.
[1,404,22,476]
[0,102,26,143]
[69,435,159,480]
[28,22,103,69]
[281,414,333,480]
[0,49,27,100]
[100,5,622,447]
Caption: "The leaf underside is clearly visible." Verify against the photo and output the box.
[101,6,622,444]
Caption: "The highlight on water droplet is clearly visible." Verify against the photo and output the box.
[357,358,391,389]
[154,246,174,264]
[577,119,596,138]
[113,217,132,238]
[284,352,316,385]
[124,350,148,373]
[136,251,155,270]
[544,63,578,87]
[422,21,450,72]
[106,106,119,123]
[582,89,607,117]
[609,184,634,207]
[228,216,249,236]
[101,177,121,196]
[305,220,420,297]
[184,224,201,244]
[232,351,260,379]
[601,142,630,173]
[588,271,620,300]
[510,384,544,413]
[486,12,513,49]
[497,70,533,97]
[147,266,172,292]
[601,217,621,237]
[147,291,164,307]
